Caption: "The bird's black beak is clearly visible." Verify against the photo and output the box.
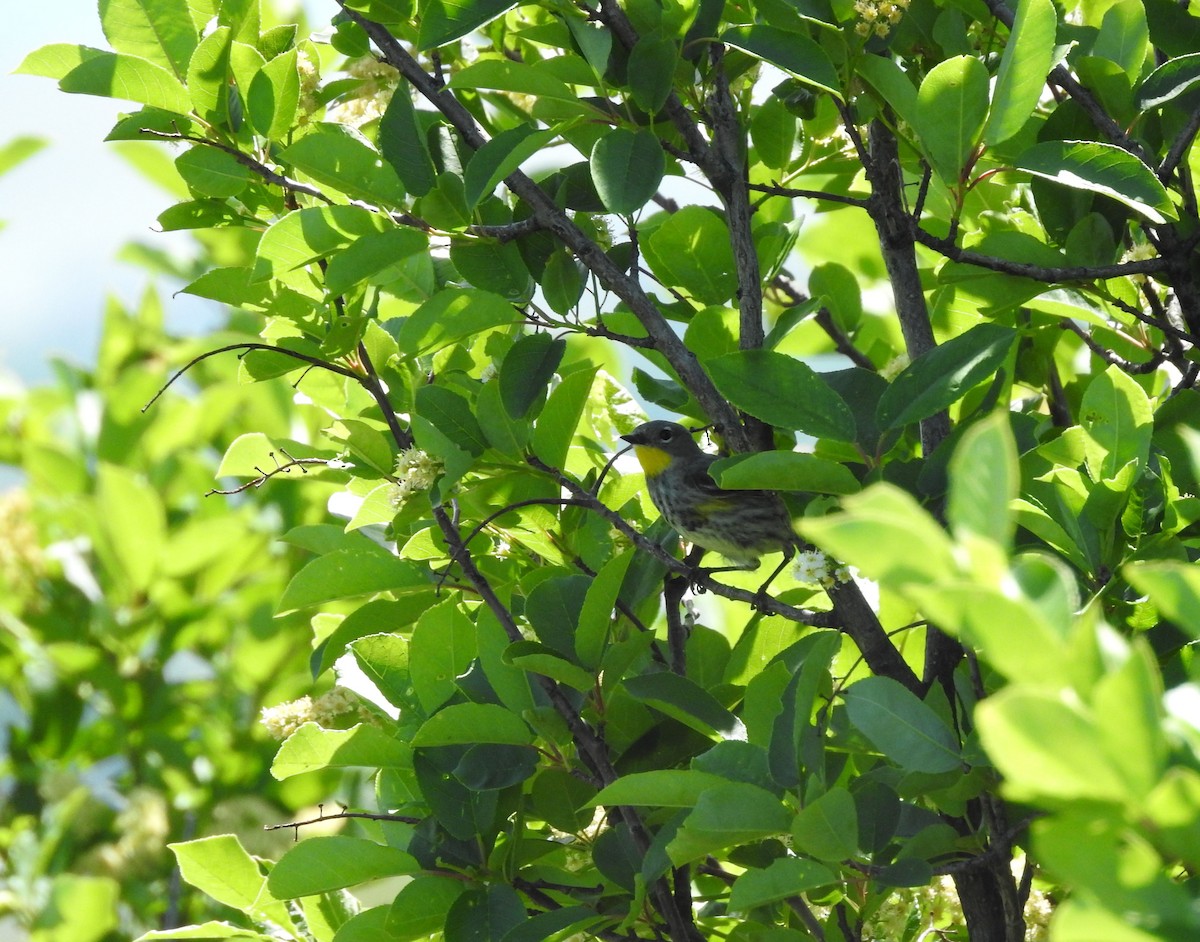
[620,431,641,445]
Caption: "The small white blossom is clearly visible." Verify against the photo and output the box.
[792,550,852,589]
[259,686,366,740]
[260,696,315,740]
[390,448,442,507]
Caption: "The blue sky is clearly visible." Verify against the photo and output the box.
[1,6,225,385]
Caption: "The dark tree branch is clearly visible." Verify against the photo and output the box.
[770,274,876,370]
[342,6,748,451]
[707,44,771,448]
[140,127,542,242]
[862,122,951,454]
[908,222,1173,281]
[1059,320,1167,375]
[592,0,721,180]
[748,181,870,208]
[430,501,703,942]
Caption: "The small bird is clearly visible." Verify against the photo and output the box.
[620,420,798,587]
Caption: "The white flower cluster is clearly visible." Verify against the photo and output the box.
[791,549,852,589]
[327,55,401,127]
[854,0,911,37]
[296,48,321,117]
[259,685,364,740]
[390,447,443,507]
[856,870,1053,941]
[0,488,43,602]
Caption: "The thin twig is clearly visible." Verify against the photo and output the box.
[143,343,358,413]
[206,452,339,495]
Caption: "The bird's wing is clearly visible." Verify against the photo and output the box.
[683,456,731,499]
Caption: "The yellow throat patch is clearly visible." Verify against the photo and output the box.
[633,444,672,479]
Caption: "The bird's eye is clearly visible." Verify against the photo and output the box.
[658,427,673,442]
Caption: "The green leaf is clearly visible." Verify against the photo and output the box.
[530,769,597,831]
[628,31,678,113]
[591,128,666,215]
[576,548,635,668]
[667,783,791,863]
[449,58,577,101]
[463,124,561,210]
[500,907,602,942]
[1137,52,1200,110]
[728,858,837,911]
[98,0,197,79]
[186,26,232,124]
[247,48,300,139]
[253,205,390,284]
[499,333,565,419]
[138,922,269,940]
[450,238,534,303]
[415,386,488,457]
[876,323,1015,431]
[705,349,857,442]
[1016,141,1177,224]
[722,25,842,99]
[1080,364,1153,483]
[984,0,1057,144]
[975,688,1128,804]
[174,146,250,198]
[282,124,406,207]
[267,837,419,898]
[97,463,166,593]
[531,367,597,469]
[379,89,437,197]
[395,288,519,358]
[505,641,596,690]
[418,0,519,49]
[590,770,730,808]
[169,836,275,915]
[58,50,192,114]
[271,724,411,779]
[750,95,798,172]
[1125,562,1200,639]
[444,885,526,942]
[350,633,414,709]
[791,787,858,861]
[800,484,955,587]
[914,55,990,185]
[387,876,467,941]
[325,228,429,294]
[525,573,589,656]
[541,249,585,315]
[642,206,737,304]
[622,672,747,740]
[1093,0,1149,75]
[15,44,107,80]
[1094,642,1167,799]
[277,550,429,613]
[948,411,1018,550]
[412,703,534,746]
[409,599,477,713]
[710,451,861,495]
[856,55,918,131]
[844,676,961,773]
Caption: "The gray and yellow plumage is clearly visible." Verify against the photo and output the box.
[620,420,798,569]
